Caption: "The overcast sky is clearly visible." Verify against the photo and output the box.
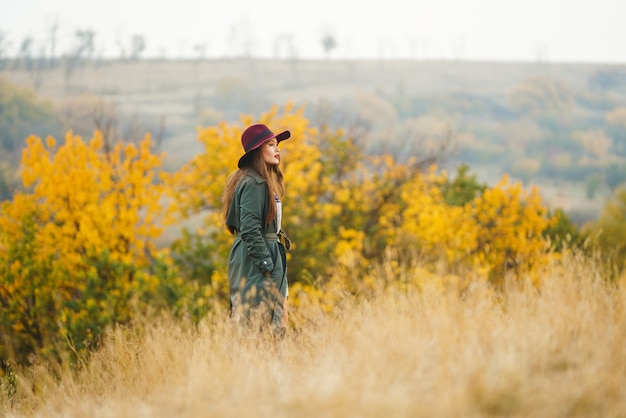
[2,0,625,62]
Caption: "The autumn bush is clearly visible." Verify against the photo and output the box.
[0,77,60,154]
[592,185,626,271]
[0,132,191,368]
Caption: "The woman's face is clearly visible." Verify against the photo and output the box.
[261,139,280,165]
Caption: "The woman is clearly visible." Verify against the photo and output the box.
[222,123,291,335]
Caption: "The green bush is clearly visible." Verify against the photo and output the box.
[0,77,60,153]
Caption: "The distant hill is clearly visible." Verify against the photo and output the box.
[2,58,626,222]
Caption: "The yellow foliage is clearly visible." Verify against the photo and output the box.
[467,175,554,284]
[0,131,184,366]
[19,131,165,268]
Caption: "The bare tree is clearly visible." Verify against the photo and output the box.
[242,26,254,60]
[0,30,8,55]
[17,36,34,70]
[115,34,127,60]
[273,34,287,59]
[451,34,465,61]
[130,35,146,60]
[92,100,119,155]
[321,33,337,59]
[226,24,240,58]
[533,42,548,63]
[0,30,10,69]
[273,33,296,59]
[193,42,208,60]
[287,36,299,85]
[273,33,300,84]
[46,16,60,67]
[32,45,46,90]
[92,100,166,156]
[63,29,95,92]
[75,29,96,62]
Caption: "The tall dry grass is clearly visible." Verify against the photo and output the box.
[2,251,625,417]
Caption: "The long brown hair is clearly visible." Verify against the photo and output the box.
[222,147,284,234]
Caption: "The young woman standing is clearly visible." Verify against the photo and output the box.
[222,123,291,335]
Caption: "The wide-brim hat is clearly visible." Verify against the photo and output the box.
[238,123,291,168]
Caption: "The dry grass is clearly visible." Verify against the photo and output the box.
[2,251,625,417]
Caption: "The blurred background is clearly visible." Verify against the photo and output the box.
[2,0,626,224]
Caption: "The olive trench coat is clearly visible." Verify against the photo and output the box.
[225,170,288,330]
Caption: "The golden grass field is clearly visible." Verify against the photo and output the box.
[2,250,624,417]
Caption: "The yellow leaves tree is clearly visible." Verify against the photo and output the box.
[21,133,164,266]
[397,168,553,286]
[0,131,186,367]
[400,166,474,266]
[467,175,554,283]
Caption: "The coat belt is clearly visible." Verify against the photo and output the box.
[235,230,291,251]
[235,231,278,241]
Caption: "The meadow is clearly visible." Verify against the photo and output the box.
[2,59,626,417]
[1,250,624,418]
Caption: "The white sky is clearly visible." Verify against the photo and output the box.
[2,0,625,62]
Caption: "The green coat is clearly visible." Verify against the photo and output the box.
[225,170,287,329]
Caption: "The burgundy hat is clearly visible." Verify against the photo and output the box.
[238,123,291,168]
